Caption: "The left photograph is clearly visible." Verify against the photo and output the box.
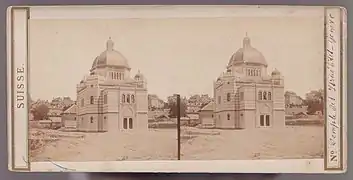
[28,19,178,162]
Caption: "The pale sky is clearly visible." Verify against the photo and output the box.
[29,16,324,101]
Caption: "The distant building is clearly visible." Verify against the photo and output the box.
[199,101,214,126]
[62,104,77,129]
[293,112,308,119]
[48,107,62,122]
[148,109,168,121]
[180,113,200,126]
[186,113,199,121]
[148,94,165,110]
[285,91,303,107]
[285,105,308,115]
[213,35,285,129]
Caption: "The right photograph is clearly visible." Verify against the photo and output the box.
[180,17,324,160]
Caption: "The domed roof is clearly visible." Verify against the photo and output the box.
[228,35,267,67]
[134,70,144,80]
[91,38,130,70]
[271,68,281,76]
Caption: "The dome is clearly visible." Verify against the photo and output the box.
[271,68,281,76]
[228,36,267,67]
[91,38,130,70]
[134,70,144,80]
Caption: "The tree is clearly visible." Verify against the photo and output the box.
[304,89,324,115]
[166,95,187,118]
[31,104,49,120]
[168,101,187,118]
[163,102,169,109]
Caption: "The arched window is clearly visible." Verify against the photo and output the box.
[104,94,107,104]
[122,94,125,103]
[123,118,128,129]
[129,118,133,129]
[247,69,250,76]
[251,69,254,76]
[122,73,124,80]
[127,94,130,103]
[111,72,114,79]
[258,91,262,100]
[263,91,267,100]
[90,96,94,104]
[227,114,230,120]
[118,73,121,80]
[131,95,135,103]
[81,98,84,107]
[255,70,258,76]
[90,116,93,123]
[227,93,231,101]
[268,92,272,100]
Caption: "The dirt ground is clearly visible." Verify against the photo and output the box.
[180,126,324,160]
[30,126,324,162]
[30,128,178,161]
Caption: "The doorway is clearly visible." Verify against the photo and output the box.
[123,117,133,130]
[260,114,270,127]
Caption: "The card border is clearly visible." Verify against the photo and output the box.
[7,5,347,173]
[323,6,345,171]
[9,6,30,171]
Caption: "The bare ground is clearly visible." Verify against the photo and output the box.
[30,126,324,162]
[30,128,178,161]
[180,126,324,160]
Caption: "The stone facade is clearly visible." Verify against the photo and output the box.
[213,36,285,129]
[76,38,148,132]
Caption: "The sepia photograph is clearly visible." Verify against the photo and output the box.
[7,5,346,173]
[178,17,325,160]
[28,12,324,162]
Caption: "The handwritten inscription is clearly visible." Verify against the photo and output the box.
[326,11,340,167]
[16,64,26,109]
